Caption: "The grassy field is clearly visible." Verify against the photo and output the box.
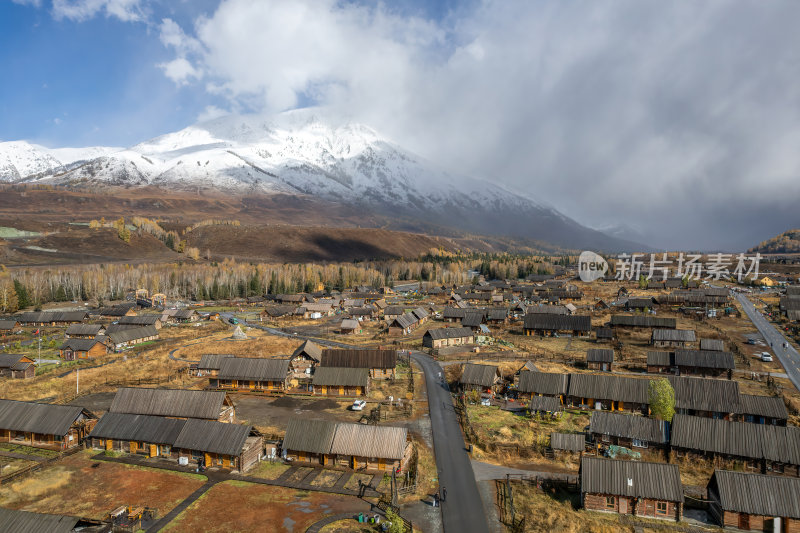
[162,480,368,533]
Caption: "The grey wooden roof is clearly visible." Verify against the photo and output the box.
[107,325,158,344]
[524,314,591,331]
[0,399,92,436]
[65,324,104,336]
[586,349,614,363]
[0,508,80,533]
[580,456,683,502]
[517,372,569,396]
[384,306,406,316]
[610,315,676,328]
[198,353,234,370]
[668,376,740,413]
[173,418,252,456]
[529,396,562,412]
[670,414,800,464]
[568,374,650,404]
[321,349,397,369]
[550,432,584,452]
[652,329,696,342]
[59,338,105,352]
[709,470,800,519]
[0,354,29,369]
[109,388,226,420]
[330,423,408,460]
[118,315,160,326]
[460,364,499,387]
[90,412,185,444]
[674,350,735,370]
[424,327,474,341]
[390,313,417,329]
[526,305,568,315]
[647,351,673,367]
[312,367,369,387]
[738,394,788,420]
[291,340,322,362]
[589,411,669,444]
[461,311,485,328]
[626,298,654,308]
[218,357,290,381]
[283,418,337,454]
[17,311,88,323]
[595,327,614,339]
[0,319,19,330]
[699,339,725,351]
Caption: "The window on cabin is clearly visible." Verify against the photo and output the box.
[602,433,610,442]
[605,496,615,509]
[656,501,668,515]
[632,439,648,449]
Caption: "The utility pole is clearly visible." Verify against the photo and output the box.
[76,368,79,395]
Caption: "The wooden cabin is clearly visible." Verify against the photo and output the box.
[106,325,159,351]
[59,338,108,360]
[651,329,696,349]
[0,399,96,450]
[422,327,475,349]
[197,354,234,377]
[0,354,35,379]
[109,387,235,422]
[311,367,369,397]
[580,456,683,521]
[589,411,669,451]
[65,323,105,339]
[212,357,291,393]
[586,349,614,371]
[707,471,800,532]
[459,363,502,394]
[320,349,396,379]
[523,314,591,336]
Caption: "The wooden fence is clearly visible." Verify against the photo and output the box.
[0,445,83,485]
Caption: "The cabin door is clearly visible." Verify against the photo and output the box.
[149,444,158,457]
[204,453,212,466]
[105,439,113,451]
[339,386,344,396]
[619,498,628,514]
[129,442,138,453]
[738,513,749,529]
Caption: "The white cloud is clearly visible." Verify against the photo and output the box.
[12,0,42,7]
[51,0,143,22]
[157,57,201,85]
[196,105,229,122]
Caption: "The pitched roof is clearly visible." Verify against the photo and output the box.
[568,374,650,404]
[90,412,185,444]
[283,418,338,455]
[58,338,105,352]
[461,311,485,328]
[709,471,800,519]
[390,313,417,329]
[0,508,80,533]
[424,327,474,341]
[109,388,226,420]
[517,372,569,396]
[330,423,408,460]
[523,314,591,332]
[0,399,92,436]
[589,411,669,444]
[64,324,104,336]
[460,364,499,387]
[118,315,160,326]
[647,351,673,367]
[107,325,158,344]
[668,376,740,413]
[0,354,31,370]
[674,349,735,370]
[173,418,252,456]
[292,340,322,362]
[311,367,369,387]
[320,349,397,369]
[699,339,725,351]
[526,305,568,315]
[737,394,788,420]
[652,329,696,342]
[340,319,360,330]
[586,349,614,363]
[217,357,290,381]
[384,306,406,316]
[529,396,562,412]
[550,432,584,452]
[198,353,234,370]
[0,319,19,330]
[580,456,683,502]
[595,327,614,339]
[610,315,676,328]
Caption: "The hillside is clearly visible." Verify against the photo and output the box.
[0,109,643,252]
[749,229,800,254]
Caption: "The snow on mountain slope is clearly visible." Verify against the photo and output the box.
[0,109,642,250]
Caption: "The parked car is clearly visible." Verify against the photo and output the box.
[351,400,367,411]
[480,398,492,406]
[761,352,773,362]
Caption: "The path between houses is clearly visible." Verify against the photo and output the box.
[0,450,51,462]
[146,479,219,532]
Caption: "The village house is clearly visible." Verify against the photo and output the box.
[349,306,375,321]
[670,414,800,476]
[442,306,467,322]
[300,303,334,319]
[339,318,361,335]
[461,311,485,331]
[64,323,105,339]
[387,312,418,336]
[0,353,35,379]
[197,353,234,377]
[589,411,669,452]
[700,338,725,351]
[516,371,569,403]
[383,306,405,322]
[580,456,684,521]
[59,338,108,360]
[610,315,676,329]
[625,297,655,311]
[586,349,614,372]
[737,394,788,426]
[320,349,397,379]
[212,357,291,393]
[528,396,562,417]
[118,315,162,329]
[707,470,800,532]
[459,363,502,394]
[567,374,649,413]
[595,327,614,342]
[523,314,591,336]
[260,305,297,320]
[95,304,137,319]
[311,367,369,397]
[0,399,96,450]
[0,508,107,531]
[651,328,696,348]
[673,349,735,378]
[17,311,88,326]
[109,388,236,422]
[526,304,569,315]
[88,413,261,472]
[669,376,740,419]
[161,309,197,324]
[422,327,475,349]
[282,418,410,472]
[0,319,20,334]
[550,432,584,456]
[289,340,322,375]
[106,325,159,351]
[646,351,673,374]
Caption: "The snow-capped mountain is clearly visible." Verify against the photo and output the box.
[0,109,642,251]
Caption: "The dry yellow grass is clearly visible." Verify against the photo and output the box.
[172,328,303,359]
[0,466,72,503]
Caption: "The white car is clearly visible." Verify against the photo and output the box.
[351,400,367,411]
[760,352,773,362]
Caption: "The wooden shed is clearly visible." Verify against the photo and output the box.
[459,363,502,394]
[589,411,669,451]
[0,399,96,450]
[109,387,235,422]
[311,367,369,397]
[59,338,108,360]
[0,354,35,379]
[320,349,397,379]
[422,327,475,349]
[212,357,291,392]
[707,470,800,532]
[586,349,614,372]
